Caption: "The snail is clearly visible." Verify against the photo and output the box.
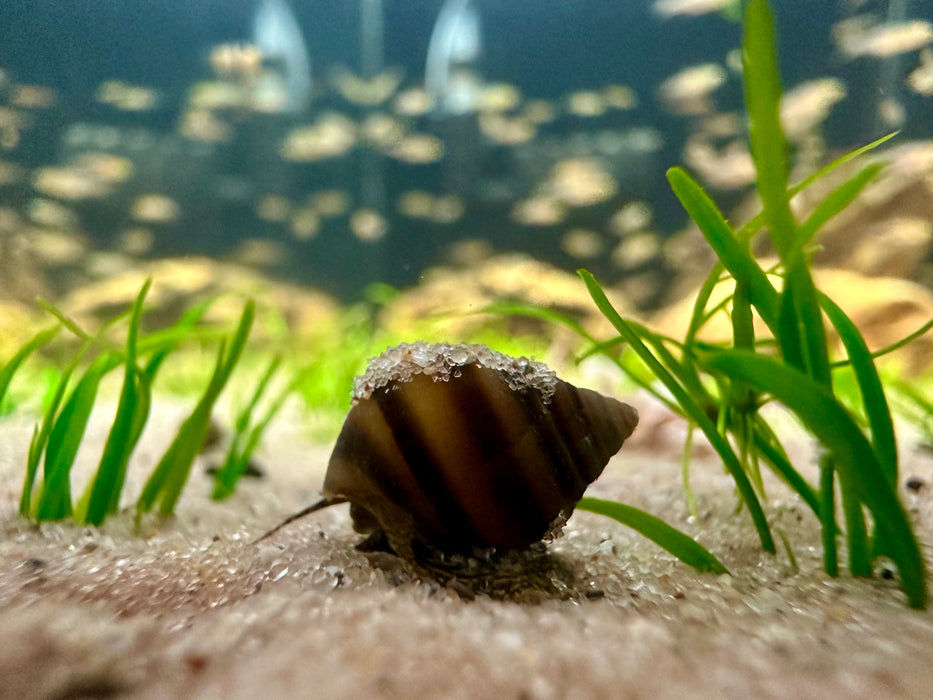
[257,341,638,558]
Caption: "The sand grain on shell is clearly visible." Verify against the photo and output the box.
[0,398,931,699]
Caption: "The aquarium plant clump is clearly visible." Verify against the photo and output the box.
[508,0,928,609]
[1,280,293,526]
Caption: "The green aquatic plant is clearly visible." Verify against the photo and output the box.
[135,296,254,516]
[595,0,927,608]
[5,280,263,525]
[0,326,60,417]
[501,0,929,609]
[210,354,308,501]
[578,497,729,574]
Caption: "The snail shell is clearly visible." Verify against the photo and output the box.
[318,341,638,555]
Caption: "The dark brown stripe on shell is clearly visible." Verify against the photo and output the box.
[548,381,615,485]
[325,394,446,540]
[509,380,592,503]
[450,365,569,548]
[375,371,520,548]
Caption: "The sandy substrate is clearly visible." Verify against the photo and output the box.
[0,395,931,699]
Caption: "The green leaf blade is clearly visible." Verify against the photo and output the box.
[578,269,775,553]
[137,300,255,517]
[743,0,797,255]
[211,354,283,500]
[701,349,927,608]
[0,325,60,411]
[666,167,780,331]
[84,281,152,525]
[820,294,898,486]
[577,497,729,575]
[778,262,831,385]
[36,353,119,521]
[796,163,884,250]
[788,131,897,204]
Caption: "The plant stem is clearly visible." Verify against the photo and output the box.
[819,456,838,577]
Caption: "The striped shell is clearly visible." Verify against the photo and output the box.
[322,342,638,555]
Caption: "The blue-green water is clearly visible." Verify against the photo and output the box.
[0,0,931,303]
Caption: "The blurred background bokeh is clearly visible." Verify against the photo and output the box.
[1,0,932,372]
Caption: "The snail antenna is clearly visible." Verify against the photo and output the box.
[252,497,345,544]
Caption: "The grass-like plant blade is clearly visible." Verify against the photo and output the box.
[35,298,97,342]
[210,433,256,501]
[485,300,677,410]
[36,298,136,357]
[743,0,796,254]
[777,528,799,573]
[787,132,897,204]
[701,349,927,608]
[864,317,933,363]
[680,426,699,519]
[751,416,820,514]
[21,355,83,515]
[684,262,726,345]
[211,354,282,500]
[23,300,140,515]
[21,321,121,517]
[134,396,210,515]
[796,163,884,252]
[36,352,120,520]
[820,293,896,577]
[110,375,153,514]
[83,281,152,525]
[135,296,218,358]
[818,457,838,576]
[22,426,43,515]
[743,0,832,389]
[819,294,897,486]
[727,274,758,488]
[101,298,218,515]
[136,300,254,516]
[637,326,718,418]
[134,388,215,516]
[778,262,831,384]
[0,326,60,411]
[577,497,729,575]
[774,274,806,371]
[840,483,871,577]
[578,269,775,553]
[735,132,897,243]
[667,167,780,330]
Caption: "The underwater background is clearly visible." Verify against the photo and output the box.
[1,0,932,311]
